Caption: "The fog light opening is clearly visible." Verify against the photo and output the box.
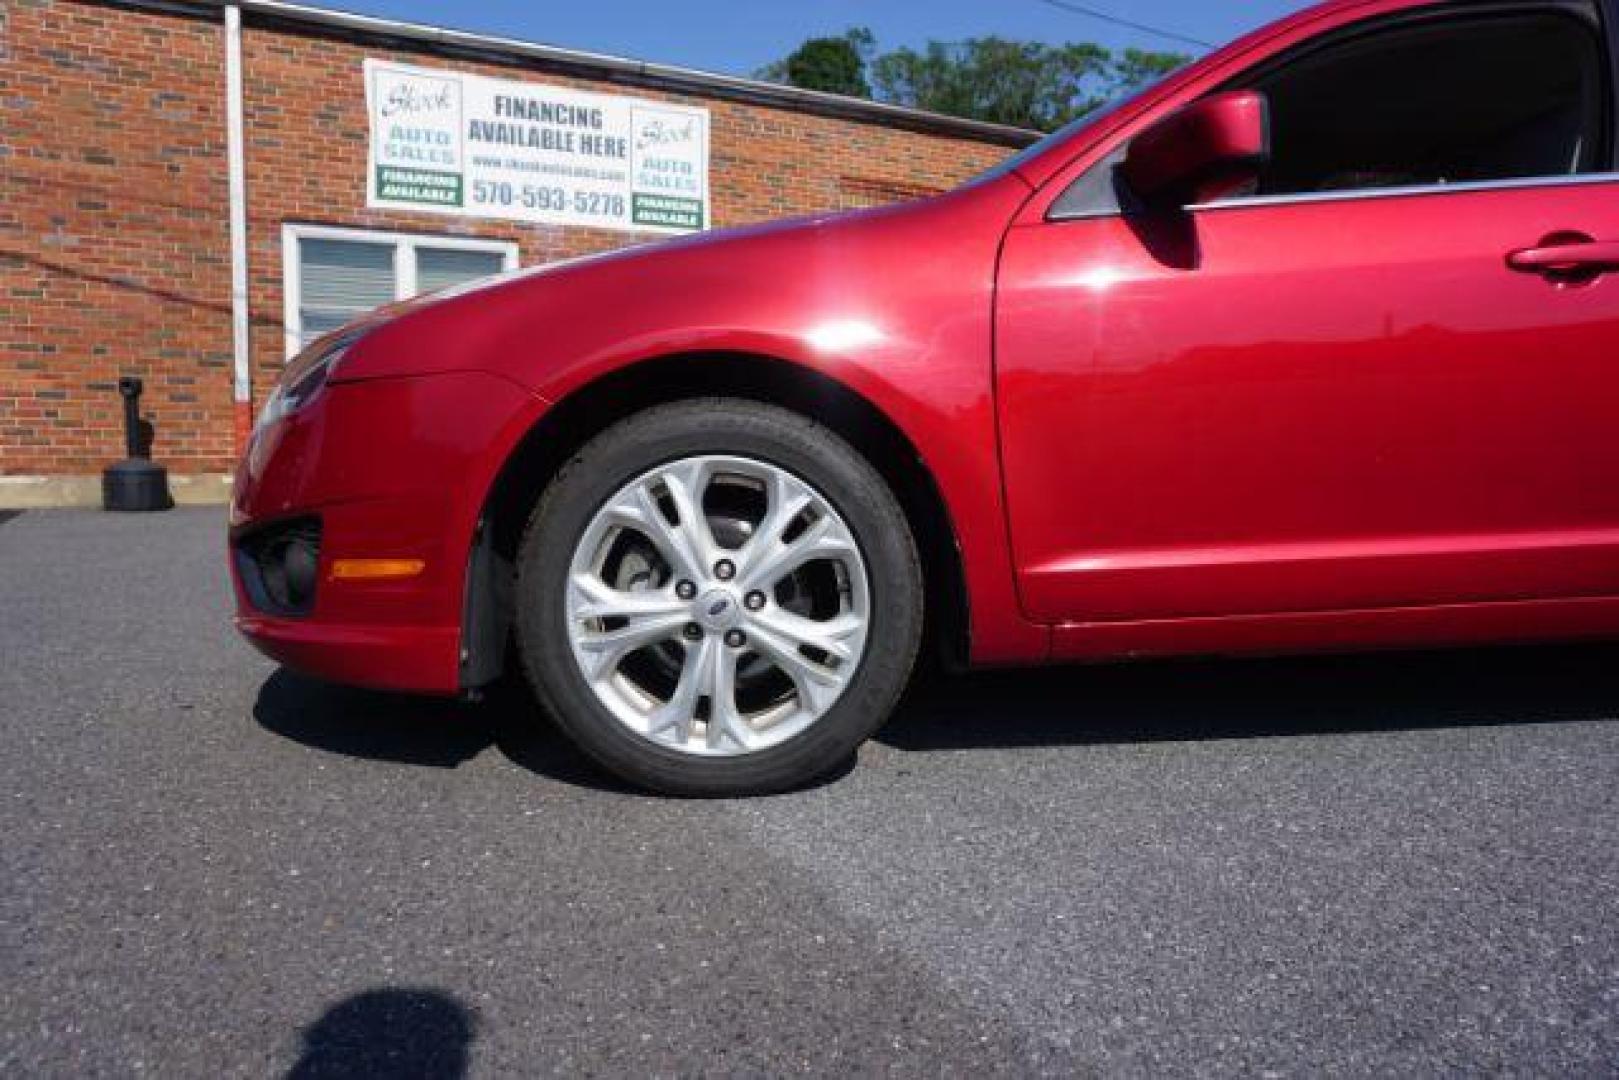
[281,539,319,607]
[235,516,322,617]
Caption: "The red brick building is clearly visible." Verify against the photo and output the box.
[1,0,1030,505]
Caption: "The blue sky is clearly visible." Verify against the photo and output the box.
[307,0,1314,77]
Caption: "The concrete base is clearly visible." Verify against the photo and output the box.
[0,473,232,509]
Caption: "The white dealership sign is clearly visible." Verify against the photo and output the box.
[364,59,710,234]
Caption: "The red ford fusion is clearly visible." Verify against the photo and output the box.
[233,0,1619,795]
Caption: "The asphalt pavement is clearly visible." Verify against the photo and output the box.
[3,508,1617,1076]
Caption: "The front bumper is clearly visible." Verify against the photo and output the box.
[230,370,543,694]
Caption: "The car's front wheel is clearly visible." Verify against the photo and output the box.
[516,398,924,796]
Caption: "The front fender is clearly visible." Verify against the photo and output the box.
[351,179,1051,664]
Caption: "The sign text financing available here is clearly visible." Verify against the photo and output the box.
[365,59,710,234]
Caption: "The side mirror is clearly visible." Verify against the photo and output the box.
[1120,90,1270,210]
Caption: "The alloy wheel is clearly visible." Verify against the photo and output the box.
[563,454,871,756]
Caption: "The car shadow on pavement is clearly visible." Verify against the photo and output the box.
[254,669,493,769]
[254,642,1619,784]
[254,666,856,794]
[286,987,475,1079]
[253,668,632,791]
[878,641,1619,752]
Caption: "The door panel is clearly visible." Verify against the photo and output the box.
[996,178,1619,625]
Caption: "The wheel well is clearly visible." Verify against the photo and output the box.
[471,352,970,684]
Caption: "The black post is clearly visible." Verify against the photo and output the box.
[119,376,144,459]
[102,376,172,512]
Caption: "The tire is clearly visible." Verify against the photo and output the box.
[515,398,924,796]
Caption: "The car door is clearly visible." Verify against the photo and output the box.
[996,0,1619,635]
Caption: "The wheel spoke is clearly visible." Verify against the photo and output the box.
[656,458,722,578]
[568,574,689,681]
[646,635,715,744]
[741,470,813,572]
[737,511,857,593]
[749,608,863,664]
[568,573,686,622]
[747,616,853,717]
[598,480,705,583]
[703,642,752,751]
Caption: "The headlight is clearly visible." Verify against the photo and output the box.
[255,329,366,434]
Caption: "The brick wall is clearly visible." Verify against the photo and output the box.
[2,0,1015,478]
[2,0,232,474]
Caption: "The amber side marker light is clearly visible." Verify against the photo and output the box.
[329,558,426,581]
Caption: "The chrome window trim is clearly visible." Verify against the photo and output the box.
[1193,170,1619,213]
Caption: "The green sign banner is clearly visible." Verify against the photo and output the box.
[375,166,462,207]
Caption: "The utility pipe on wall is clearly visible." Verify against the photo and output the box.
[225,4,252,454]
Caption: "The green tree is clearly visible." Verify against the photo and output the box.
[1107,47,1187,97]
[759,29,1189,131]
[756,28,875,98]
[871,37,1114,131]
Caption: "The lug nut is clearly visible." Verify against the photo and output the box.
[683,622,703,640]
[675,580,696,600]
[744,590,766,611]
[714,559,735,581]
[725,628,747,648]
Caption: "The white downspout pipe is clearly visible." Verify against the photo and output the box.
[225,4,252,453]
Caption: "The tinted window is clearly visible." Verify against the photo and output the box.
[1050,4,1610,219]
[288,231,515,351]
[416,247,508,295]
[1245,7,1609,197]
[297,239,395,348]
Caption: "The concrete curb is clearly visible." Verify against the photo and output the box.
[0,474,233,509]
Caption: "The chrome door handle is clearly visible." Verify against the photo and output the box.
[1507,238,1619,277]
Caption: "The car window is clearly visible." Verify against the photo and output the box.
[1049,2,1611,219]
[1239,5,1610,198]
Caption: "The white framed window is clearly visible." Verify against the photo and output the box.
[281,224,519,358]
